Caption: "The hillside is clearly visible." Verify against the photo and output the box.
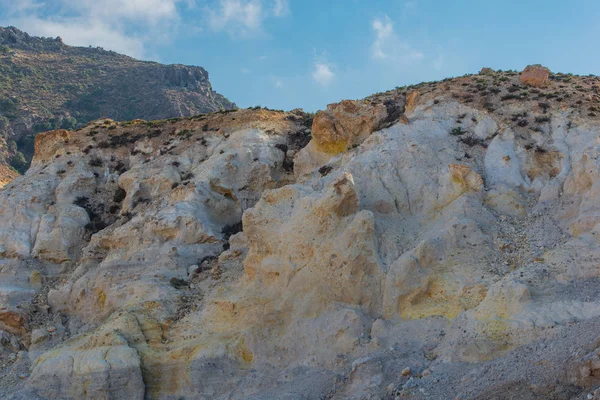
[0,26,235,177]
[2,65,600,399]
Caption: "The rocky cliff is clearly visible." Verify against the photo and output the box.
[2,66,600,399]
[0,26,235,179]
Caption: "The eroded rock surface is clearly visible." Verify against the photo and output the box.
[2,69,600,399]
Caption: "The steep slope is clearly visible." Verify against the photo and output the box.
[2,66,600,399]
[0,26,235,177]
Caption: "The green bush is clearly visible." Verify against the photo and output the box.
[9,151,28,173]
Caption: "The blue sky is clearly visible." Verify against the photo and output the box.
[1,0,600,111]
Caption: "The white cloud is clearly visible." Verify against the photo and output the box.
[0,0,191,58]
[205,0,289,37]
[1,0,291,55]
[371,15,424,63]
[433,54,444,71]
[207,0,263,35]
[62,0,183,22]
[241,67,251,74]
[312,62,335,86]
[402,1,418,18]
[272,0,289,17]
[272,76,284,88]
[372,17,394,60]
[0,0,42,15]
[12,17,146,58]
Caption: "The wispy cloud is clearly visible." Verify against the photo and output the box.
[272,76,284,88]
[205,0,289,38]
[206,0,263,36]
[272,0,289,17]
[402,1,418,18]
[0,0,290,58]
[371,15,424,63]
[0,0,190,58]
[16,18,146,57]
[312,61,335,86]
[372,16,394,60]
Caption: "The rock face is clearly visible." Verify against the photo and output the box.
[3,70,600,399]
[311,100,388,154]
[29,329,145,400]
[404,90,421,115]
[520,64,551,87]
[0,164,18,188]
[0,26,235,177]
[295,99,399,176]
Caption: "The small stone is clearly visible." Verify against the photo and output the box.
[30,270,42,288]
[187,265,199,275]
[46,326,57,333]
[19,374,29,380]
[401,367,411,377]
[587,394,593,400]
[386,383,395,394]
[422,369,431,377]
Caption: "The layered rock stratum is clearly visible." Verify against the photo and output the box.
[2,67,600,399]
[0,26,235,179]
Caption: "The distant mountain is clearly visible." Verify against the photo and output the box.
[0,26,236,174]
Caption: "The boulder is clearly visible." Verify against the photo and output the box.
[0,308,28,336]
[32,129,70,166]
[449,164,484,192]
[311,100,388,154]
[520,64,550,87]
[29,330,145,400]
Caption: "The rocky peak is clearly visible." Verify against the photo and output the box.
[163,64,209,89]
[0,26,63,51]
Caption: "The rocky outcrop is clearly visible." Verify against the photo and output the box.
[404,90,420,115]
[311,100,388,154]
[29,329,145,400]
[0,164,18,188]
[3,70,600,399]
[520,64,551,87]
[294,99,401,176]
[163,64,210,89]
[32,130,70,167]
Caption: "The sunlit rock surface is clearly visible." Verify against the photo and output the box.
[3,69,600,399]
